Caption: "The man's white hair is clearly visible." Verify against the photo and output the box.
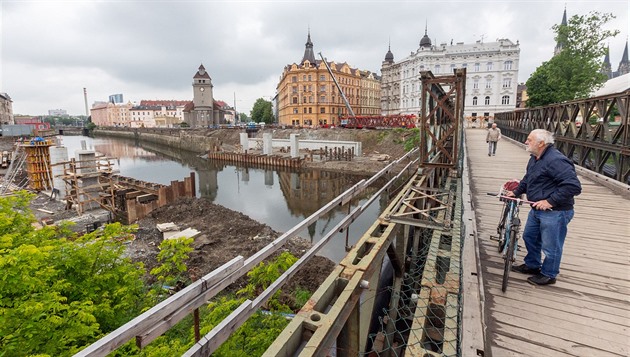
[531,129,555,145]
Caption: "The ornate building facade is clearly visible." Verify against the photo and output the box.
[276,32,380,127]
[380,26,520,121]
[0,93,14,124]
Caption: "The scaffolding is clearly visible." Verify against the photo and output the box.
[23,139,54,191]
[0,144,28,195]
[59,156,117,215]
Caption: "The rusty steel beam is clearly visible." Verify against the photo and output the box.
[419,69,466,172]
[495,91,630,183]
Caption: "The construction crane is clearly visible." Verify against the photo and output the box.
[318,52,356,119]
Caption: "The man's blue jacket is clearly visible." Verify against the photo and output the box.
[513,145,582,211]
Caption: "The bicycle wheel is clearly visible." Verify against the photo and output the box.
[501,227,518,292]
[497,204,509,252]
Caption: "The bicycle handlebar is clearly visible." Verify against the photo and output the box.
[486,192,535,205]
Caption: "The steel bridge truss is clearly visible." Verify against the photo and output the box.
[494,91,630,184]
[265,70,466,356]
[419,69,466,172]
[74,70,467,357]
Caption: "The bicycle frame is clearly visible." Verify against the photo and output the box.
[488,192,524,292]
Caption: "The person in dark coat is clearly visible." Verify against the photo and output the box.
[506,129,582,286]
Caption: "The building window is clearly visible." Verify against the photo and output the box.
[502,78,511,88]
[434,65,440,73]
[303,108,307,113]
[303,75,306,81]
[303,96,307,103]
[473,79,479,89]
[292,86,297,93]
[504,60,513,70]
[485,96,490,105]
[320,85,326,92]
[293,108,298,114]
[473,96,478,105]
[502,95,510,105]
[472,112,477,117]
[450,64,456,72]
[487,62,493,71]
[320,95,326,103]
[320,108,325,114]
[308,75,312,81]
[308,107,312,114]
[485,80,492,89]
[292,76,297,83]
[474,63,480,72]
[320,75,325,81]
[292,97,298,104]
[309,96,313,103]
[462,63,468,68]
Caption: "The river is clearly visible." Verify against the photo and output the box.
[59,135,391,263]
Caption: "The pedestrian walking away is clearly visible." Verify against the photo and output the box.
[506,129,582,286]
[486,123,501,156]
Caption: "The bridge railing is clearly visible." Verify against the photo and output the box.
[494,91,630,184]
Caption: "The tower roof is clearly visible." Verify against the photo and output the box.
[384,41,394,63]
[554,7,568,55]
[301,29,317,66]
[194,63,211,79]
[419,22,431,48]
[620,39,629,64]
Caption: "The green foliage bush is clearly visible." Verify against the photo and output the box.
[0,192,146,356]
[0,193,309,356]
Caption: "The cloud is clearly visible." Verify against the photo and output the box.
[1,0,627,116]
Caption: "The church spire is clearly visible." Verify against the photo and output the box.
[602,45,612,79]
[618,38,629,76]
[301,28,317,66]
[554,6,568,56]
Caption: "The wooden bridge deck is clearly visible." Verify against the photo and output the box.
[465,128,630,357]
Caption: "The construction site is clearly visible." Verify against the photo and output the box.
[0,137,195,228]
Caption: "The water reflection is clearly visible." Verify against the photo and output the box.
[59,135,387,263]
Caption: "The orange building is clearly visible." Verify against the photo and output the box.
[276,31,380,127]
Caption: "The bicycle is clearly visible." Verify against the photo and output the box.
[487,180,531,292]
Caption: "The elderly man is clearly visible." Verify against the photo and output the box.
[506,129,582,286]
[486,123,501,156]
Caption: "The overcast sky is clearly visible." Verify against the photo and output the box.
[1,0,628,116]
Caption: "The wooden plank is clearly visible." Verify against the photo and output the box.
[491,311,629,356]
[74,256,244,357]
[465,128,630,357]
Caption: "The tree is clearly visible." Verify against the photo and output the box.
[526,11,619,107]
[239,113,249,122]
[250,98,274,124]
[0,192,146,356]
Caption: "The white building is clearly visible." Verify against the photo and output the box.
[381,27,520,122]
[48,109,68,117]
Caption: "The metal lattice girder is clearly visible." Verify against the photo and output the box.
[419,69,466,171]
[495,91,630,184]
[385,185,454,230]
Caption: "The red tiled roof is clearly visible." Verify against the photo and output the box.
[140,100,189,107]
[183,101,194,112]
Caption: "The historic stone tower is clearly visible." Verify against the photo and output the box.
[186,64,215,127]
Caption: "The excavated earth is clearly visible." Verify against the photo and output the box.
[2,128,415,305]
